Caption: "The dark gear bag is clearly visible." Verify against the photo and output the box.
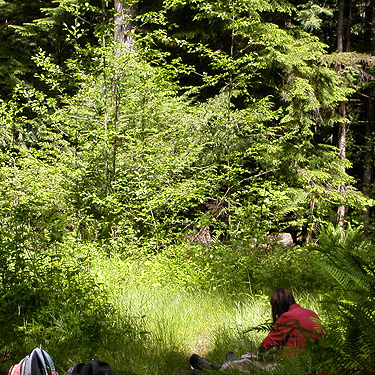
[64,360,116,375]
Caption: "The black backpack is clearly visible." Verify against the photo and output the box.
[64,360,116,375]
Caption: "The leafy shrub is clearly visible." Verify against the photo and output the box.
[0,241,113,374]
[100,240,327,295]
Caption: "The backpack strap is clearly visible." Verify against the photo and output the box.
[39,349,56,375]
[22,353,32,375]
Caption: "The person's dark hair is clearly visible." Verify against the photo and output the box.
[270,288,296,323]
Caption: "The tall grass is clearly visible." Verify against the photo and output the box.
[1,248,323,375]
[80,253,323,375]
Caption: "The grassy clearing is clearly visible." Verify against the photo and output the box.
[81,254,323,375]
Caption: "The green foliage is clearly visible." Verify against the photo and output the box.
[296,2,333,31]
[94,241,325,296]
[1,1,375,373]
[0,144,110,371]
[2,36,367,248]
[314,224,375,373]
[50,47,212,246]
[0,240,112,373]
[1,0,369,251]
[0,0,107,98]
[135,0,369,243]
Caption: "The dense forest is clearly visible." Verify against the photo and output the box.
[1,1,375,374]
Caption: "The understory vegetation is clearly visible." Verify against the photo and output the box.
[1,225,375,374]
[1,1,375,374]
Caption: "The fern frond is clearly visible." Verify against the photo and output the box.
[315,224,375,373]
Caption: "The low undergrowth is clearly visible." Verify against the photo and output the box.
[84,252,325,375]
[2,225,375,374]
[0,241,324,375]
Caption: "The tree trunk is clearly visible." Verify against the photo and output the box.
[114,0,137,51]
[363,0,375,218]
[337,0,345,52]
[337,102,347,226]
[336,0,348,227]
[306,198,315,244]
[363,89,374,218]
[345,0,352,52]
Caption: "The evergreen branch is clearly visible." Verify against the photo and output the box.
[67,115,105,125]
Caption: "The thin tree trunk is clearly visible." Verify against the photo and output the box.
[114,0,137,51]
[336,0,348,227]
[306,198,315,244]
[363,0,375,217]
[345,0,352,52]
[337,0,345,52]
[337,102,347,226]
[363,90,374,218]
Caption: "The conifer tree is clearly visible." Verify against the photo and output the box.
[0,0,105,98]
[134,0,369,241]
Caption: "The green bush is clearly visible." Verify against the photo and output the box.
[95,240,327,295]
[0,241,114,374]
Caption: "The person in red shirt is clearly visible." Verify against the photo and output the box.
[190,288,322,372]
[260,288,323,354]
